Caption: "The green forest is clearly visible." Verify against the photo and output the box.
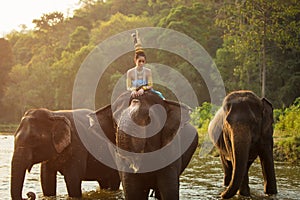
[0,0,299,161]
[0,0,299,122]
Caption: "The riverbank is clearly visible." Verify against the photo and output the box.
[0,124,17,135]
[1,124,298,163]
[196,129,299,163]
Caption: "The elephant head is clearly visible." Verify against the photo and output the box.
[209,90,277,198]
[91,91,191,172]
[11,108,71,200]
[116,91,191,173]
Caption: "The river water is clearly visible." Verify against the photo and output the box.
[1,135,299,199]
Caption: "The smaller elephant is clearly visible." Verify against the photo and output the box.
[11,108,120,200]
[208,90,277,199]
[90,91,199,200]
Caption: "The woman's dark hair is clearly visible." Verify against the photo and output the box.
[135,50,146,60]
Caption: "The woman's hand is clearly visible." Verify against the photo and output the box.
[137,88,144,96]
[131,88,144,97]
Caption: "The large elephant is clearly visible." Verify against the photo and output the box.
[11,108,120,200]
[89,90,198,200]
[208,90,277,199]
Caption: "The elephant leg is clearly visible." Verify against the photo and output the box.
[64,174,82,198]
[99,179,109,189]
[99,178,120,190]
[96,179,111,192]
[259,144,277,195]
[99,172,120,190]
[121,173,148,200]
[238,161,253,196]
[151,188,161,200]
[156,167,179,200]
[64,163,84,198]
[124,187,148,200]
[41,162,57,196]
[64,152,87,198]
[107,178,121,190]
[220,154,232,186]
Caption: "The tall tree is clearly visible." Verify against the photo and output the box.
[216,0,300,106]
[155,2,224,104]
[32,12,65,33]
[6,32,35,65]
[0,38,14,121]
[158,1,223,56]
[66,26,90,52]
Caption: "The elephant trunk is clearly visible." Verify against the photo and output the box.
[11,148,33,200]
[221,124,251,199]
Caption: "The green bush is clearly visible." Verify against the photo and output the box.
[274,97,300,162]
[190,102,219,150]
[273,108,283,124]
[275,97,300,137]
[274,136,300,162]
[190,102,219,134]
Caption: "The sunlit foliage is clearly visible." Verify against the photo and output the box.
[0,0,299,123]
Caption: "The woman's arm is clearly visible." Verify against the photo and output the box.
[142,68,153,90]
[126,70,135,91]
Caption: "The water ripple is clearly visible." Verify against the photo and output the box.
[1,135,299,199]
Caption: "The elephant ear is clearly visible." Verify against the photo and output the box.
[90,104,116,144]
[262,98,274,137]
[162,100,191,142]
[51,116,71,153]
[165,100,191,123]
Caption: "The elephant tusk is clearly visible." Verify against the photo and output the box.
[129,163,139,173]
[89,117,95,127]
[116,152,141,173]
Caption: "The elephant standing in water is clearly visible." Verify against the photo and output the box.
[11,108,120,200]
[208,90,277,199]
[89,90,198,200]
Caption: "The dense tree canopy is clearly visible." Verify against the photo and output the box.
[0,0,299,122]
[0,38,14,121]
[215,0,300,106]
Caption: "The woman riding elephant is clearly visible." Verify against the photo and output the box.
[126,30,164,99]
[208,90,277,199]
[11,108,120,200]
[89,90,198,200]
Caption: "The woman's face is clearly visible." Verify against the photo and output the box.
[135,56,146,68]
